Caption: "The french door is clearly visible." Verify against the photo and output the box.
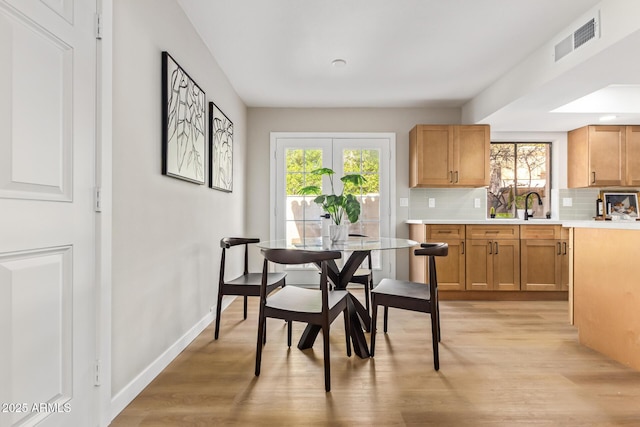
[270,133,395,284]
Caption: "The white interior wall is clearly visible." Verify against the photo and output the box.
[111,0,247,413]
[246,107,461,280]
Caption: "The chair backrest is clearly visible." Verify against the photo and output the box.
[415,242,449,257]
[260,249,342,309]
[219,237,261,282]
[414,242,449,293]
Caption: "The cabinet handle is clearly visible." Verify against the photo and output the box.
[449,171,453,183]
[563,242,567,255]
[494,242,498,254]
[591,171,596,184]
[488,241,493,254]
[461,241,465,255]
[455,171,459,183]
[557,242,562,255]
[437,230,453,234]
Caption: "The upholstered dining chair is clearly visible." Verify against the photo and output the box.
[215,237,286,340]
[370,242,448,370]
[255,248,352,392]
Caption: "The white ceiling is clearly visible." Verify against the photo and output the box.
[178,0,640,132]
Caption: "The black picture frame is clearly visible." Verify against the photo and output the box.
[161,51,206,184]
[208,101,233,192]
[603,192,639,217]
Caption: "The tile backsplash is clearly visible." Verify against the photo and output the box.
[408,187,633,220]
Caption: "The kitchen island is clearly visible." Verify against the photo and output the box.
[566,221,640,372]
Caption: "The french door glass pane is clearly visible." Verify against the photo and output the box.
[342,148,381,269]
[285,148,323,242]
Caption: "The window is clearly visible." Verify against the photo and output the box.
[487,142,551,218]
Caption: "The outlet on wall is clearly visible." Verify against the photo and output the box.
[563,197,573,207]
[474,198,481,208]
[428,198,435,208]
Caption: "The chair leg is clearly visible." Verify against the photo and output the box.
[214,287,224,340]
[436,296,441,343]
[383,306,389,333]
[343,309,352,357]
[364,277,371,315]
[287,320,292,347]
[431,311,440,371]
[255,314,266,376]
[370,300,378,357]
[323,325,331,392]
[243,296,248,320]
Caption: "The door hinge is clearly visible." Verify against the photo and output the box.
[94,187,102,212]
[95,13,103,39]
[94,359,101,386]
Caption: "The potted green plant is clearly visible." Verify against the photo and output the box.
[299,167,366,242]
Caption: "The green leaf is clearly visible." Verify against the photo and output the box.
[341,174,366,186]
[310,167,335,176]
[344,194,361,223]
[299,185,321,195]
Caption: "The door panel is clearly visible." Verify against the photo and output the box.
[0,0,97,425]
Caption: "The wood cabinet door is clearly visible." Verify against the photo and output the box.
[432,238,465,291]
[465,239,492,290]
[408,224,427,283]
[588,125,625,187]
[521,239,562,291]
[454,125,490,186]
[560,238,570,291]
[625,126,640,186]
[409,125,453,187]
[493,239,520,291]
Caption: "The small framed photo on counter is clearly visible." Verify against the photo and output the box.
[602,192,639,218]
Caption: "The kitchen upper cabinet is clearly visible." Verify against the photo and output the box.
[567,125,626,188]
[465,225,520,291]
[625,126,640,187]
[409,124,490,187]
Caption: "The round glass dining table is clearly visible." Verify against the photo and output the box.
[257,236,419,358]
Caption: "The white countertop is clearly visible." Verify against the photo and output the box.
[406,219,640,230]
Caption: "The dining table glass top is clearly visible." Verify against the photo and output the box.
[256,236,419,252]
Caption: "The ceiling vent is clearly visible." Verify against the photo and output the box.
[554,12,600,62]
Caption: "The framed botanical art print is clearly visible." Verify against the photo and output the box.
[209,102,233,192]
[162,51,206,184]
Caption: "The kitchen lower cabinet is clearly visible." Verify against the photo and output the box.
[409,224,465,291]
[520,225,569,291]
[465,238,520,291]
[408,223,568,299]
[427,224,465,291]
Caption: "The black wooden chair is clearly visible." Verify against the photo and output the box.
[370,242,448,370]
[215,237,286,340]
[255,248,352,392]
[347,233,374,314]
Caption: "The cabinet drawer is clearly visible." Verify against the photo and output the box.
[520,225,561,239]
[466,225,519,240]
[427,224,465,240]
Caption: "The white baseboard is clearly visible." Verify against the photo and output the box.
[109,296,235,421]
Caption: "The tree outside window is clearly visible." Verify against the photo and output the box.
[488,143,551,218]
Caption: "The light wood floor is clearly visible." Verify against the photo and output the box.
[111,290,640,426]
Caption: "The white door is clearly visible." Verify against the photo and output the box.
[0,1,98,426]
[271,133,395,284]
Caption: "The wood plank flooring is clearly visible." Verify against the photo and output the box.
[111,290,640,426]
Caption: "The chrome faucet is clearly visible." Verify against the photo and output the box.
[524,192,543,220]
